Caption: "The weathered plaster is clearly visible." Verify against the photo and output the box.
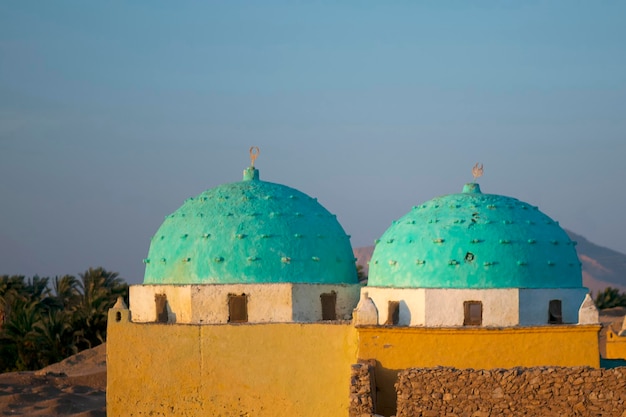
[129,285,193,323]
[518,287,588,325]
[423,288,519,327]
[578,293,599,324]
[360,287,426,326]
[362,287,590,327]
[291,283,361,321]
[107,306,358,417]
[130,283,360,324]
[605,327,626,360]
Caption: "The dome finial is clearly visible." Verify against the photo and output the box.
[243,147,261,181]
[250,146,260,167]
[472,162,484,183]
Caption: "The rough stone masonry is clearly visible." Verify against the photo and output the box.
[394,366,626,417]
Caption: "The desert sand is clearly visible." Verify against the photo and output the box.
[0,343,106,416]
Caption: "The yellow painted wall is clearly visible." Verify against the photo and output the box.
[357,325,601,416]
[107,308,358,417]
[108,306,600,417]
[605,329,626,360]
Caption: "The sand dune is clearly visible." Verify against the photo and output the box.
[0,344,106,416]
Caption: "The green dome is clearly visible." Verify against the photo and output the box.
[368,183,582,289]
[143,166,357,285]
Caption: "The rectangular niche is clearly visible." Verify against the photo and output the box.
[155,294,168,323]
[463,300,483,326]
[228,293,248,323]
[385,301,400,325]
[320,291,337,320]
[548,299,563,324]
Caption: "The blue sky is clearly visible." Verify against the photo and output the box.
[1,1,625,284]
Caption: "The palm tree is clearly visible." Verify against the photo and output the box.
[1,275,32,371]
[0,269,128,371]
[25,276,51,300]
[594,287,626,309]
[2,298,41,370]
[1,275,52,321]
[33,309,76,366]
[74,267,128,349]
[1,274,77,370]
[357,264,368,282]
[51,274,81,310]
[0,275,27,326]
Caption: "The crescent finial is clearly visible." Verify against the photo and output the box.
[472,163,484,182]
[249,146,260,167]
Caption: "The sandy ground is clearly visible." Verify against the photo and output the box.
[0,344,106,416]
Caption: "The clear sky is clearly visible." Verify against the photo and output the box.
[1,1,625,284]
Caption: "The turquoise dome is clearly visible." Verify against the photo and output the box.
[143,166,357,285]
[368,183,582,289]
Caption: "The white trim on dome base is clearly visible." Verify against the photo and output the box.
[358,287,589,327]
[129,283,361,324]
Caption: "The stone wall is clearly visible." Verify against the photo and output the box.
[395,367,626,417]
[349,360,376,417]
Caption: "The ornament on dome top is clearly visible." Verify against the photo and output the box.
[472,163,484,183]
[250,146,260,167]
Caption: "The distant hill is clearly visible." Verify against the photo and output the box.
[353,229,626,295]
[565,230,626,295]
[352,246,375,277]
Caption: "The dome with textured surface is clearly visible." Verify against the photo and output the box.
[143,166,357,285]
[368,183,582,289]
